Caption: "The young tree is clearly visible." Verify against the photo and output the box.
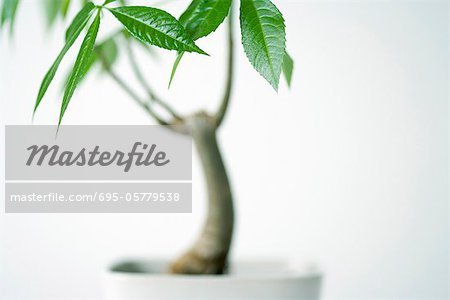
[1,0,293,274]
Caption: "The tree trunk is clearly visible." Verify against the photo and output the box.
[169,112,234,274]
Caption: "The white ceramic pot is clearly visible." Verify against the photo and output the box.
[103,259,322,300]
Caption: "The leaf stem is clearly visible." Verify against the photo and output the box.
[214,7,234,128]
[124,39,183,121]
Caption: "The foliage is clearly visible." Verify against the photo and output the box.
[1,0,19,34]
[34,1,96,116]
[60,10,100,125]
[108,6,207,54]
[1,0,295,125]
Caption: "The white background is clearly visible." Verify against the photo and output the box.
[0,0,448,299]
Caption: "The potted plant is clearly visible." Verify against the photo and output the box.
[1,0,322,298]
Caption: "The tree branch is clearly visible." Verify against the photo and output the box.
[125,39,183,121]
[214,7,234,128]
[97,49,170,125]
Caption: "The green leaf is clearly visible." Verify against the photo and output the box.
[240,0,286,91]
[61,0,71,18]
[103,0,117,5]
[108,6,207,54]
[43,0,62,27]
[179,0,232,40]
[96,37,119,70]
[62,35,119,92]
[168,0,231,87]
[122,28,158,58]
[282,50,293,88]
[1,0,19,34]
[168,51,184,88]
[61,52,97,93]
[34,2,95,114]
[60,10,101,125]
[65,1,95,41]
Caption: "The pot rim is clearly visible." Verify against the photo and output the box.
[105,258,322,281]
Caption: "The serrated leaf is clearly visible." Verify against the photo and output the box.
[34,2,95,114]
[282,50,293,87]
[179,0,231,40]
[61,34,118,92]
[60,11,101,125]
[1,0,19,34]
[62,36,119,90]
[65,2,95,41]
[61,52,97,93]
[168,0,231,87]
[240,0,286,91]
[108,6,207,54]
